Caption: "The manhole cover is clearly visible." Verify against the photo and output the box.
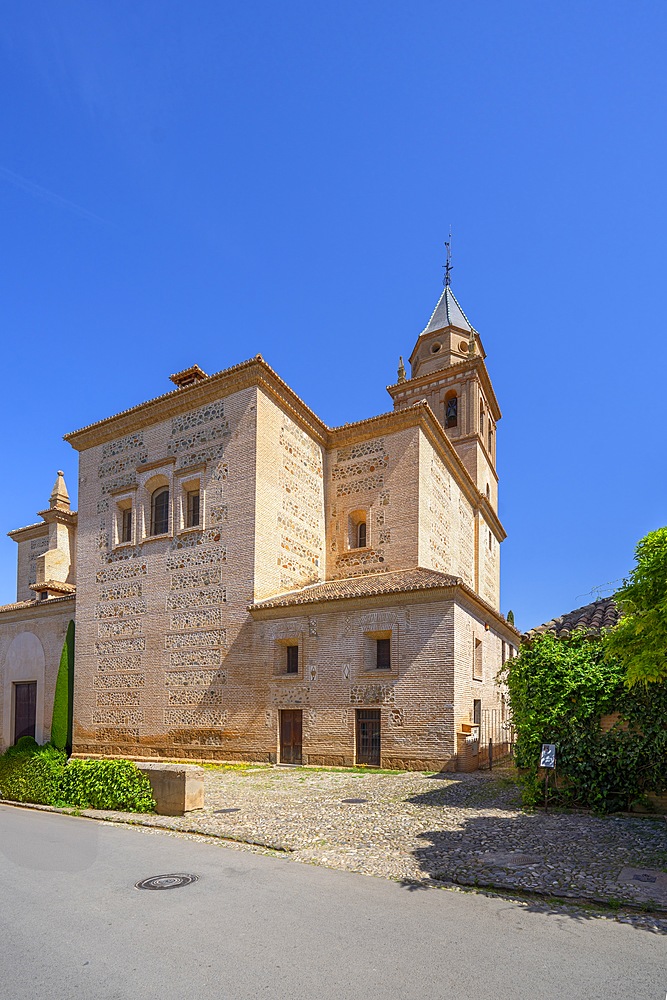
[341,798,368,804]
[135,874,198,891]
[214,808,240,814]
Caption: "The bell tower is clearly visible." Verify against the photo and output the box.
[387,279,501,512]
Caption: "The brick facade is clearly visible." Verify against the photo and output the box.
[1,283,519,768]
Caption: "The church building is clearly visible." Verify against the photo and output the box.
[0,280,519,770]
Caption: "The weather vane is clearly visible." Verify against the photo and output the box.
[443,228,453,288]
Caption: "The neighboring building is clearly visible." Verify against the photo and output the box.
[0,473,75,749]
[525,597,621,640]
[1,280,519,768]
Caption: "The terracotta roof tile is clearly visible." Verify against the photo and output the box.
[526,597,620,639]
[0,593,75,614]
[250,568,461,610]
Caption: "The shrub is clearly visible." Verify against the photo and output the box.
[60,759,155,812]
[501,632,667,812]
[0,742,67,805]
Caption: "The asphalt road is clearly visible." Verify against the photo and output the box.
[0,804,664,1000]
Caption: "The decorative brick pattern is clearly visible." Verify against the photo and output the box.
[165,669,226,686]
[94,673,146,689]
[164,629,226,649]
[97,619,143,638]
[166,588,226,610]
[169,608,223,631]
[169,649,223,667]
[164,708,227,726]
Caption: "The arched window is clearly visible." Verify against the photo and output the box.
[488,426,493,453]
[445,391,458,428]
[348,510,368,549]
[480,402,485,434]
[151,487,170,536]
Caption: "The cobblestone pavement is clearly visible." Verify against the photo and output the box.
[79,763,667,928]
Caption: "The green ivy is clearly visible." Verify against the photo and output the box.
[59,759,155,812]
[501,632,667,812]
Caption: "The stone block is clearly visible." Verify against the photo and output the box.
[136,762,205,815]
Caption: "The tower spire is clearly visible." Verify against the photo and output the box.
[443,228,453,288]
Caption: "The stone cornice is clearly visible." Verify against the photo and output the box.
[7,522,49,543]
[64,356,329,452]
[37,508,78,527]
[250,578,520,641]
[0,593,75,619]
[387,355,502,422]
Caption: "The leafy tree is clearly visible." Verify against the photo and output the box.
[604,527,667,685]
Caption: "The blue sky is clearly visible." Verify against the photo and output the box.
[1,1,666,631]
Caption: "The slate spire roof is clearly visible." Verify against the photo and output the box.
[421,286,473,336]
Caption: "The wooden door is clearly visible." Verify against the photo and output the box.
[280,709,302,764]
[356,709,381,766]
[14,682,36,743]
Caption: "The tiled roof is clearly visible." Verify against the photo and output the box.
[526,597,620,639]
[421,286,473,335]
[250,568,462,610]
[0,593,75,615]
[30,580,77,594]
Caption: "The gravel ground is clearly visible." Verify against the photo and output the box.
[8,764,667,931]
[87,764,667,914]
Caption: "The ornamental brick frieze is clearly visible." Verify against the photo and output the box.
[165,668,225,686]
[95,599,147,619]
[169,649,222,667]
[98,582,143,601]
[335,474,384,498]
[336,438,385,463]
[95,727,139,742]
[96,690,141,707]
[98,452,148,479]
[167,421,229,457]
[94,672,146,689]
[101,431,144,460]
[169,607,223,631]
[166,547,225,571]
[167,688,224,707]
[95,636,146,655]
[92,709,144,725]
[96,562,148,583]
[271,686,311,706]
[164,629,226,649]
[350,684,395,705]
[166,587,226,610]
[331,454,388,481]
[96,655,143,672]
[169,566,222,590]
[164,708,227,727]
[171,399,226,436]
[97,618,143,638]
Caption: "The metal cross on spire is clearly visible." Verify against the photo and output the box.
[443,228,453,288]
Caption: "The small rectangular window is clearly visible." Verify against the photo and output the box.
[286,645,299,674]
[186,490,200,528]
[473,637,483,680]
[376,638,391,670]
[473,699,482,727]
[121,507,132,544]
